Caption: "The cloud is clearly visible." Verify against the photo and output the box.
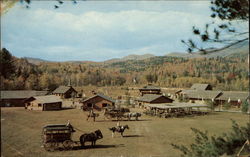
[2,1,235,61]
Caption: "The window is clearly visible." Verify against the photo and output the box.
[87,103,92,107]
[102,103,108,107]
[38,103,42,107]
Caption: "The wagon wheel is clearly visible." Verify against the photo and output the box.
[44,140,58,152]
[63,140,74,150]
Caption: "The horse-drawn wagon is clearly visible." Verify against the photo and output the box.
[104,107,130,120]
[42,124,75,151]
[42,123,103,151]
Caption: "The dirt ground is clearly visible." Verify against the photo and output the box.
[1,107,249,157]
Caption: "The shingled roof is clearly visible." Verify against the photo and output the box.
[26,95,62,104]
[190,84,212,90]
[137,94,173,103]
[216,91,249,102]
[52,86,76,94]
[0,90,48,99]
[81,93,115,103]
[182,90,222,100]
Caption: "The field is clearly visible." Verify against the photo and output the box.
[1,107,249,157]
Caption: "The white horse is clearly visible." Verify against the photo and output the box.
[124,112,141,121]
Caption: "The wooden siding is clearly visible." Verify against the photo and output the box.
[26,99,62,111]
[82,96,114,110]
[0,99,26,107]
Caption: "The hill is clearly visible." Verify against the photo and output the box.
[1,38,249,91]
[24,57,49,65]
[105,54,155,63]
[166,40,249,58]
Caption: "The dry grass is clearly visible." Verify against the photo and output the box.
[1,107,249,157]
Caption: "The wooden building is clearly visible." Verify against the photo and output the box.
[0,90,48,107]
[81,93,115,111]
[136,94,174,107]
[52,86,77,99]
[190,83,213,90]
[25,95,62,111]
[215,91,249,107]
[139,85,161,96]
[181,90,222,103]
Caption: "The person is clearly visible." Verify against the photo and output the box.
[88,108,96,122]
[66,120,75,132]
[116,121,121,131]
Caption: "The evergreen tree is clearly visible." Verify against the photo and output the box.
[0,48,15,79]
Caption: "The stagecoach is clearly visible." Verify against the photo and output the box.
[42,123,103,151]
[42,124,75,151]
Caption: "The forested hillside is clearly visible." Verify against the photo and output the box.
[0,46,248,91]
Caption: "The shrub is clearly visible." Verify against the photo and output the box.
[223,102,231,110]
[241,100,249,113]
[205,100,215,111]
[171,120,250,157]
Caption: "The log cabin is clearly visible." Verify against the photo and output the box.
[25,95,62,111]
[81,93,115,111]
[0,90,48,107]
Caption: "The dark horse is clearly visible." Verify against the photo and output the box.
[86,112,99,122]
[109,125,129,137]
[80,129,103,147]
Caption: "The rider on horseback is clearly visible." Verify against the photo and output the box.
[66,120,76,132]
[117,121,122,132]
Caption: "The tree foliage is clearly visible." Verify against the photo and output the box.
[183,0,249,53]
[172,120,250,157]
[1,48,248,91]
[241,100,250,113]
[0,48,15,79]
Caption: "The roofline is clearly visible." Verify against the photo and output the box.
[137,95,173,103]
[81,94,115,103]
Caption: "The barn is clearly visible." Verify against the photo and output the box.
[215,91,249,107]
[136,94,174,107]
[25,95,62,111]
[81,93,115,111]
[190,83,213,90]
[52,86,77,99]
[139,85,161,96]
[0,90,48,107]
[181,90,222,103]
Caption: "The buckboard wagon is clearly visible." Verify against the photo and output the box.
[104,107,130,120]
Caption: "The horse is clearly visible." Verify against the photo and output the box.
[109,125,129,137]
[79,129,103,147]
[86,112,99,122]
[124,112,141,121]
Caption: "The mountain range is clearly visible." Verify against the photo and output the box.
[25,40,249,65]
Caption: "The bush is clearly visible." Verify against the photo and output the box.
[205,100,215,111]
[171,120,250,157]
[223,102,231,110]
[241,100,249,113]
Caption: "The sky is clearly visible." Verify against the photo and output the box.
[1,0,244,61]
